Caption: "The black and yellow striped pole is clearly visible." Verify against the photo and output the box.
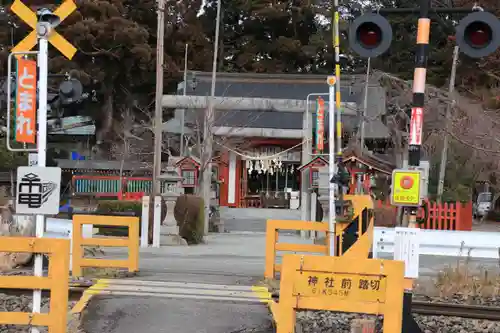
[407,0,431,228]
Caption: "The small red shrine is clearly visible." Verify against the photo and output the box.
[297,156,329,189]
[342,147,395,194]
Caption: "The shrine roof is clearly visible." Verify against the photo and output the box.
[342,147,395,174]
[298,156,329,171]
[174,156,201,167]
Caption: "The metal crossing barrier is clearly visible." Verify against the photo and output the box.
[265,195,375,280]
[72,215,140,277]
[270,254,405,333]
[265,220,329,279]
[0,237,70,333]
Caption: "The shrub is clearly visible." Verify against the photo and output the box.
[96,200,143,216]
[95,200,142,236]
[174,195,204,244]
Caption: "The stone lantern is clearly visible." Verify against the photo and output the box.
[158,166,186,245]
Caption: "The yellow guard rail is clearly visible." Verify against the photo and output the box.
[72,215,139,277]
[265,219,329,279]
[271,254,405,333]
[0,237,70,333]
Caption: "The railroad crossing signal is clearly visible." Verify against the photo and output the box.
[349,10,500,59]
[10,0,77,59]
[348,13,393,58]
[455,11,500,58]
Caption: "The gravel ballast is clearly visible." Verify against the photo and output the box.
[294,294,500,333]
[296,310,500,333]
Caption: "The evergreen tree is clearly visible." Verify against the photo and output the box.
[201,0,349,74]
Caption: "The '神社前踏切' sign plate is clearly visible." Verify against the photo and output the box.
[293,272,387,303]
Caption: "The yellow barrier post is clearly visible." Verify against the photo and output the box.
[264,220,329,279]
[72,215,140,277]
[0,237,70,333]
[265,195,375,280]
[275,254,404,333]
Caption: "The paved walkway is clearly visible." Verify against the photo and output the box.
[472,221,500,232]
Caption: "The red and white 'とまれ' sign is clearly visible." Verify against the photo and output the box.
[15,58,37,144]
[409,107,423,145]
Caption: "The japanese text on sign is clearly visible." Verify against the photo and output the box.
[409,107,423,145]
[316,97,325,151]
[15,58,36,144]
[391,169,421,206]
[294,272,386,302]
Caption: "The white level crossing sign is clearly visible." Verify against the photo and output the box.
[16,166,61,215]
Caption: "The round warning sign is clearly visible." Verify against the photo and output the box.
[391,169,421,207]
[400,176,414,190]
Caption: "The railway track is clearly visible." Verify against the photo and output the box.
[412,301,500,321]
[0,286,88,301]
[1,279,499,321]
[270,292,500,321]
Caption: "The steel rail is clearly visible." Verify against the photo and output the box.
[271,291,500,321]
[412,301,500,321]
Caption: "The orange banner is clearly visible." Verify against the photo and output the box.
[15,58,37,144]
[316,97,325,151]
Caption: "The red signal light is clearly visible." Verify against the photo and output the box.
[357,22,382,49]
[465,21,492,48]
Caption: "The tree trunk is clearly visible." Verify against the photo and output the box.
[94,84,114,157]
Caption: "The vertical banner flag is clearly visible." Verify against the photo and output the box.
[409,107,423,145]
[15,58,37,144]
[316,97,325,151]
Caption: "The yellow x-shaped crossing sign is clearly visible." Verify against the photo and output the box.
[11,0,77,60]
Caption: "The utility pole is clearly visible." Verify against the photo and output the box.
[332,0,344,217]
[327,77,336,256]
[180,43,188,156]
[202,0,222,235]
[359,57,371,152]
[437,46,459,201]
[153,0,165,197]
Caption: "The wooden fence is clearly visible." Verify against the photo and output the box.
[375,200,473,231]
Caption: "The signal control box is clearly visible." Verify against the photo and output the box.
[390,169,428,207]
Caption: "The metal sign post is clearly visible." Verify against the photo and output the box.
[327,76,336,256]
[9,2,77,332]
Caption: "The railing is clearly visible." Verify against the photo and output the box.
[375,200,473,231]
[241,196,262,208]
[265,219,329,279]
[72,175,167,197]
[272,255,405,333]
[72,215,140,277]
[0,237,70,333]
[373,227,500,259]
